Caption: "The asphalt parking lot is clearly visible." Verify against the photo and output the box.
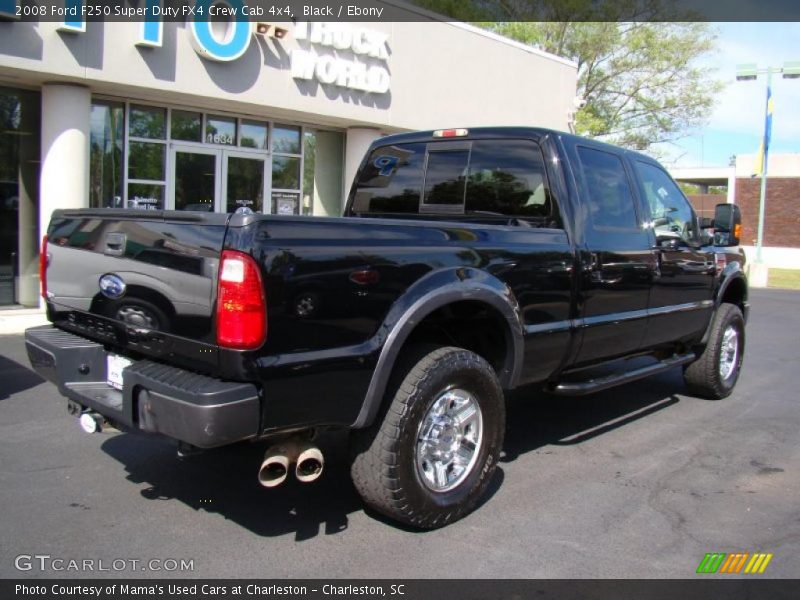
[1,288,798,579]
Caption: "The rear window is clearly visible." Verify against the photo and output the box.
[351,139,558,226]
[352,143,427,214]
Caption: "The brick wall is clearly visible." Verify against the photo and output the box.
[735,177,800,248]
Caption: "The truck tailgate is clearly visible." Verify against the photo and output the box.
[44,209,230,373]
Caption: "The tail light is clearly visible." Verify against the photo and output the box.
[216,250,267,350]
[433,128,469,138]
[39,235,49,299]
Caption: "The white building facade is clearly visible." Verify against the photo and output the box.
[0,6,577,309]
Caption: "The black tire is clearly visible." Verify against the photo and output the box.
[350,345,505,529]
[107,297,170,332]
[684,303,745,399]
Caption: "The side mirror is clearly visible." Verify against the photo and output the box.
[713,203,741,246]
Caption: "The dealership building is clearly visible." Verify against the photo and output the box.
[0,2,577,315]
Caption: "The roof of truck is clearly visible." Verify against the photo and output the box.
[370,127,658,164]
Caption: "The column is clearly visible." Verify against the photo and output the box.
[343,127,382,209]
[311,131,344,217]
[39,83,90,307]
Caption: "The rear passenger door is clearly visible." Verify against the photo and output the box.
[572,145,657,365]
[633,160,715,347]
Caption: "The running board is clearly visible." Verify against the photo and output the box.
[550,353,696,396]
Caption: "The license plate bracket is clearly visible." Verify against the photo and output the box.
[106,353,133,390]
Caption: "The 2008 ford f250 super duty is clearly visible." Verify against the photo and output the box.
[26,127,748,529]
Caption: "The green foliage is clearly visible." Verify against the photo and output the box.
[409,0,723,152]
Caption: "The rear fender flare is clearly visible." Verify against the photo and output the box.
[352,268,523,429]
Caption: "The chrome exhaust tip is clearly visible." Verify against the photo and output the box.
[258,451,290,488]
[79,412,102,434]
[295,444,324,483]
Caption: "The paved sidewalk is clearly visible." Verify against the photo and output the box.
[0,308,48,335]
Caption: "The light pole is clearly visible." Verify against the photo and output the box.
[735,61,800,285]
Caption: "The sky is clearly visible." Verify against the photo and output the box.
[661,21,800,169]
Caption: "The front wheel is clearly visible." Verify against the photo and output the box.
[684,303,745,399]
[350,345,505,529]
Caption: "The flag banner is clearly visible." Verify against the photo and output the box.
[752,84,773,177]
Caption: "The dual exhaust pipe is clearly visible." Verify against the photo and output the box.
[258,439,324,488]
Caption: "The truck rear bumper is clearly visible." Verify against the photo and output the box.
[25,325,260,448]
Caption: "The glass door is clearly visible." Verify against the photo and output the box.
[170,146,221,212]
[223,152,266,213]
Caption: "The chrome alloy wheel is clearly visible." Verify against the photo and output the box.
[415,388,484,493]
[719,325,739,380]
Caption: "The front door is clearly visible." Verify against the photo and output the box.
[170,147,267,214]
[171,146,221,212]
[223,152,267,213]
[633,159,715,347]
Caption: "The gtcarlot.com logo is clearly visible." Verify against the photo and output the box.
[696,552,773,574]
[14,554,194,573]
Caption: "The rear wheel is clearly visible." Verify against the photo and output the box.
[107,298,170,332]
[350,345,505,529]
[684,303,745,399]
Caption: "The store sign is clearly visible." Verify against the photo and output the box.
[49,2,390,92]
[291,22,390,94]
[55,0,253,60]
[187,0,253,62]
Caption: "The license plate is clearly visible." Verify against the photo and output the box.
[106,353,133,390]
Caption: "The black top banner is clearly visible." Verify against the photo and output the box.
[1,0,799,23]
[2,579,800,600]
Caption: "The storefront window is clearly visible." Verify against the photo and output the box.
[0,87,40,306]
[128,183,164,210]
[206,115,236,146]
[171,110,202,142]
[273,125,301,154]
[90,102,124,209]
[116,104,344,217]
[128,142,165,181]
[129,105,166,139]
[272,156,300,190]
[240,120,268,149]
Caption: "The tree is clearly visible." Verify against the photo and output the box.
[411,0,722,152]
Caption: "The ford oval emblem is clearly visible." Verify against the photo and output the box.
[99,273,126,300]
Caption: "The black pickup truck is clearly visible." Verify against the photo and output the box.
[26,127,748,529]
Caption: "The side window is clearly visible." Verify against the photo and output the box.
[636,161,697,246]
[577,146,639,231]
[466,140,557,224]
[351,143,426,214]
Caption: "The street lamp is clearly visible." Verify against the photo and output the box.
[735,61,799,286]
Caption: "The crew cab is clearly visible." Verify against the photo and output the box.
[26,127,748,529]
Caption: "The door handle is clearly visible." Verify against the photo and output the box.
[104,233,126,256]
[588,253,623,285]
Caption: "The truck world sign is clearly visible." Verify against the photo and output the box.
[291,22,390,94]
